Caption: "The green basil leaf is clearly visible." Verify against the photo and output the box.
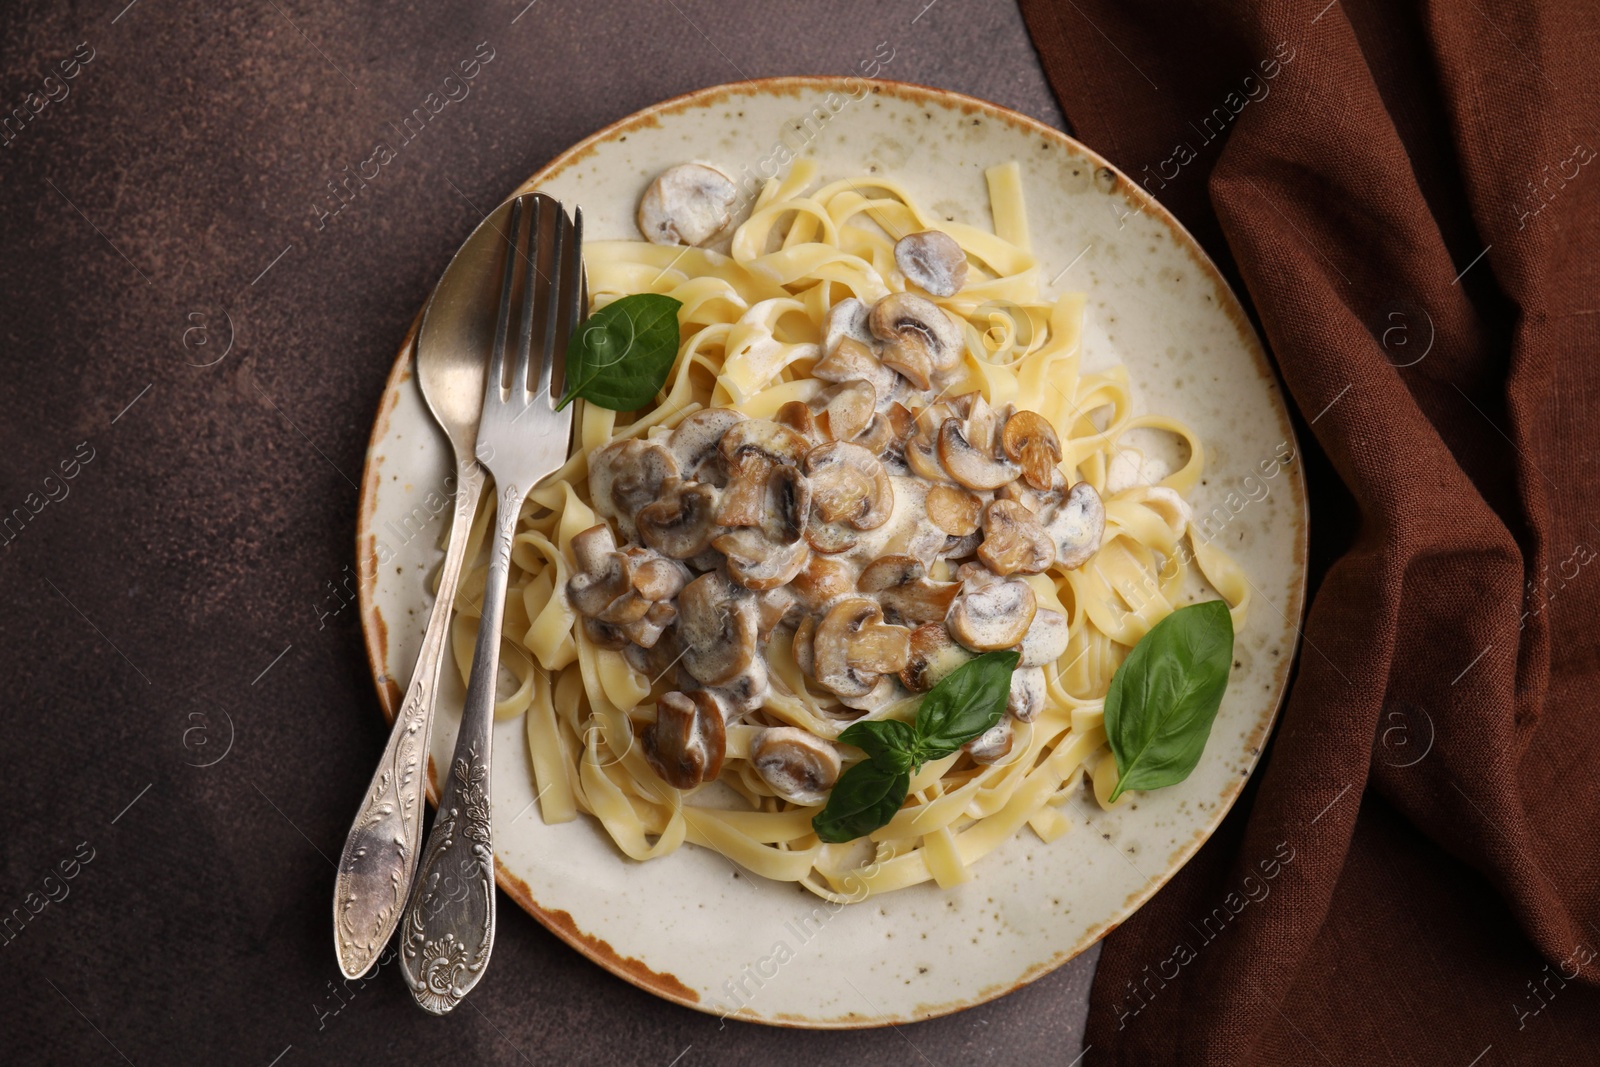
[837,718,917,774]
[556,293,682,411]
[1104,599,1234,801]
[911,650,1019,766]
[811,758,910,844]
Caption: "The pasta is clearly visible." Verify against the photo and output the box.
[441,159,1251,901]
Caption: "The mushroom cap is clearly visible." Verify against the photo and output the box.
[938,417,1021,491]
[998,467,1067,514]
[858,554,962,625]
[716,419,813,528]
[894,230,969,298]
[790,554,856,613]
[749,726,842,806]
[900,621,977,691]
[836,674,901,713]
[642,690,726,789]
[713,527,811,591]
[949,579,1038,651]
[637,163,738,247]
[570,524,619,574]
[869,292,965,375]
[701,655,770,720]
[773,400,824,444]
[926,484,983,536]
[636,477,721,559]
[811,378,877,443]
[1001,410,1064,492]
[812,596,911,698]
[965,719,1014,764]
[620,600,677,649]
[978,499,1056,576]
[1007,666,1047,722]
[589,439,680,540]
[668,407,746,484]
[1044,481,1106,570]
[1016,608,1070,667]
[583,616,631,650]
[804,441,894,531]
[812,337,901,400]
[678,571,759,686]
[821,297,876,356]
[905,422,955,484]
[567,550,637,620]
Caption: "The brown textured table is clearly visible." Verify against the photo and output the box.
[0,1,1100,1063]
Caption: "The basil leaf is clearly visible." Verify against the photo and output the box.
[811,759,910,844]
[1104,599,1234,801]
[556,293,682,411]
[911,650,1019,766]
[837,718,917,774]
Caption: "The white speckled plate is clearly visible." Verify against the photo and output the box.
[356,77,1306,1027]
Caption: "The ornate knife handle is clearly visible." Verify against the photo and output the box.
[399,481,523,1014]
[332,460,484,979]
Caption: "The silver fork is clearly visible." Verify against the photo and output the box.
[398,193,583,1015]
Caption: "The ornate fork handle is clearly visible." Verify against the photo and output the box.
[399,479,524,1014]
[333,459,485,979]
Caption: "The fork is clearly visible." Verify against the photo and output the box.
[397,193,583,1015]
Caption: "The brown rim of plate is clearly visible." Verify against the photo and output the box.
[353,75,1310,1028]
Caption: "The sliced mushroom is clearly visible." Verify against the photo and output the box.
[716,419,811,527]
[964,719,1014,765]
[668,407,746,485]
[790,554,855,613]
[637,477,721,559]
[821,297,876,356]
[978,499,1056,576]
[1007,666,1047,723]
[939,531,983,561]
[637,163,737,247]
[583,616,630,651]
[837,675,900,713]
[1016,608,1069,667]
[755,586,797,641]
[1002,411,1063,492]
[900,622,976,691]
[570,524,618,573]
[713,527,811,591]
[627,550,691,602]
[938,400,1020,490]
[812,597,911,698]
[926,484,983,536]
[793,613,817,677]
[948,579,1037,651]
[1043,482,1106,570]
[858,555,962,625]
[624,622,681,675]
[804,518,861,555]
[811,378,877,443]
[894,230,969,297]
[620,600,677,649]
[998,467,1066,514]
[678,571,759,686]
[774,400,824,444]
[567,550,637,620]
[812,336,901,400]
[700,655,770,720]
[870,292,964,385]
[589,439,680,540]
[641,690,726,789]
[804,442,893,531]
[905,423,954,484]
[749,727,842,806]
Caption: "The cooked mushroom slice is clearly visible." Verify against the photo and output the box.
[637,477,721,559]
[852,406,906,456]
[837,675,900,713]
[1043,481,1106,570]
[627,551,691,602]
[894,230,969,297]
[811,378,877,443]
[870,292,965,385]
[625,622,682,676]
[978,499,1056,576]
[965,719,1014,765]
[1001,410,1064,492]
[702,655,770,720]
[1016,608,1069,667]
[567,549,637,621]
[812,336,901,400]
[812,597,912,698]
[749,727,842,806]
[583,616,630,651]
[938,414,1020,491]
[756,586,797,641]
[571,524,618,573]
[713,527,811,591]
[900,622,976,691]
[904,423,953,484]
[926,484,983,536]
[821,297,876,355]
[948,579,1037,651]
[804,442,893,531]
[641,690,726,789]
[678,571,759,686]
[792,613,817,677]
[790,554,855,613]
[858,555,962,625]
[998,467,1067,514]
[1007,666,1047,723]
[939,531,983,562]
[620,600,677,649]
[637,163,737,247]
[589,439,680,540]
[774,400,824,444]
[667,407,746,484]
[804,518,860,555]
[716,419,811,527]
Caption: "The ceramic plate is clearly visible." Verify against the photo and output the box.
[356,77,1307,1027]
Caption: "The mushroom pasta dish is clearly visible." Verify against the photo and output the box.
[447,158,1251,901]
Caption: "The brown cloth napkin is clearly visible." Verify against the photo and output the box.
[1018,0,1600,1062]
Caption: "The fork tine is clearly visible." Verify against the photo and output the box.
[534,203,569,402]
[487,196,525,398]
[511,196,543,399]
[549,205,583,404]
